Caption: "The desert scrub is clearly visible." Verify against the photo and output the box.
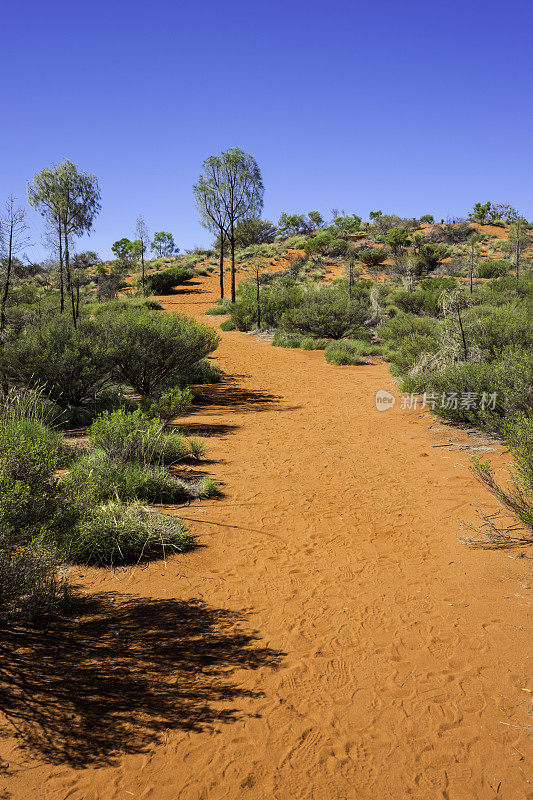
[0,539,68,623]
[324,339,380,365]
[64,450,208,505]
[64,501,193,566]
[143,266,194,294]
[467,413,533,547]
[205,304,231,315]
[140,386,193,424]
[180,357,222,385]
[89,409,203,465]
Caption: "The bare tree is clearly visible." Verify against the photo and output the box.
[0,197,30,335]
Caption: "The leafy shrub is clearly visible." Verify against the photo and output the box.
[0,539,67,623]
[144,267,194,294]
[0,317,111,407]
[180,357,222,385]
[281,289,370,340]
[140,386,193,423]
[299,336,328,350]
[229,277,304,331]
[220,319,236,331]
[205,304,230,315]
[324,339,379,365]
[273,331,302,348]
[476,260,509,278]
[359,248,388,267]
[64,502,193,566]
[102,308,219,395]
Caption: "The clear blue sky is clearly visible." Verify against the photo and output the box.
[1,0,532,260]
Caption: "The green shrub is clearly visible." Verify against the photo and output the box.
[0,317,111,407]
[299,336,328,350]
[281,289,370,340]
[359,247,388,267]
[219,319,236,331]
[476,260,510,279]
[0,539,68,623]
[64,450,203,504]
[205,304,230,315]
[144,267,194,294]
[102,308,219,395]
[64,502,193,566]
[324,339,380,365]
[272,331,302,348]
[181,358,222,385]
[140,386,193,423]
[88,409,200,465]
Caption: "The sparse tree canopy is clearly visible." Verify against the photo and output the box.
[469,201,492,225]
[151,231,176,257]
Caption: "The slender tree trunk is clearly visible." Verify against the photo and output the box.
[141,246,145,293]
[256,265,261,328]
[469,243,474,294]
[516,219,521,281]
[58,219,64,313]
[219,227,225,300]
[76,282,80,318]
[457,308,468,361]
[230,219,236,303]
[0,218,14,333]
[63,222,77,328]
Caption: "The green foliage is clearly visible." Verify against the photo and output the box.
[331,214,362,236]
[304,230,334,255]
[65,502,193,566]
[358,247,388,267]
[385,227,411,255]
[102,307,219,395]
[0,540,68,623]
[416,243,451,273]
[180,357,222,385]
[420,214,434,224]
[272,331,328,350]
[229,277,304,331]
[469,201,492,225]
[281,289,371,340]
[1,317,111,407]
[88,409,201,465]
[151,231,177,257]
[140,386,193,423]
[476,260,509,278]
[144,266,194,294]
[324,339,380,365]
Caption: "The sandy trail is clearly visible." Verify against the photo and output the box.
[2,272,532,800]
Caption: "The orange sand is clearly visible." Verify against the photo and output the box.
[1,271,531,800]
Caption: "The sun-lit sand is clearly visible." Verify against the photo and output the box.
[2,269,531,800]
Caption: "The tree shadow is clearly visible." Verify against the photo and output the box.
[177,422,240,438]
[194,382,281,412]
[0,595,283,768]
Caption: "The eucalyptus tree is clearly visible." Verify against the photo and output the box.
[135,215,150,291]
[194,160,229,299]
[28,159,101,326]
[195,148,263,303]
[0,196,30,334]
[151,231,176,257]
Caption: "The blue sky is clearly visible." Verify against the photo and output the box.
[1,0,532,260]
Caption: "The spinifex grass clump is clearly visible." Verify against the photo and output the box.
[324,339,381,365]
[65,502,193,566]
[88,408,204,465]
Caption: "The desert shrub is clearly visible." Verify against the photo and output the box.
[180,357,222,385]
[286,236,307,249]
[0,539,68,623]
[102,308,219,395]
[273,331,302,348]
[140,386,193,423]
[0,317,111,407]
[205,304,230,315]
[392,290,427,315]
[0,419,75,544]
[144,267,194,294]
[219,319,236,331]
[88,409,200,465]
[281,289,371,339]
[426,223,473,244]
[64,450,204,505]
[476,260,510,278]
[378,313,440,374]
[464,304,533,360]
[299,336,328,350]
[469,413,533,547]
[304,230,334,255]
[324,339,379,365]
[420,276,458,293]
[359,248,388,267]
[378,312,439,344]
[420,214,434,224]
[229,277,304,331]
[64,501,193,566]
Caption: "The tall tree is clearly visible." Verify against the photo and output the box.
[194,165,228,299]
[28,160,101,326]
[202,148,263,303]
[0,196,30,334]
[135,215,150,292]
[151,231,176,257]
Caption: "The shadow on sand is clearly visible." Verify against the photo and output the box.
[0,594,283,768]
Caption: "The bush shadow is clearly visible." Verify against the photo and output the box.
[0,594,283,768]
